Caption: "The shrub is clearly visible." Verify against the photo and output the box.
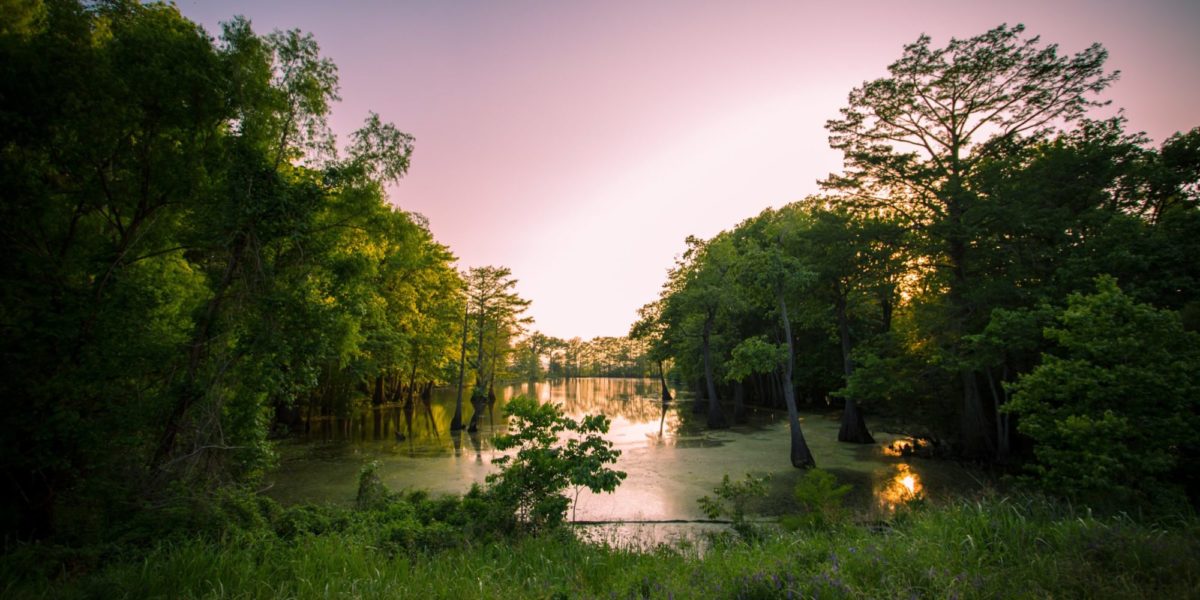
[1006,276,1200,507]
[356,460,391,510]
[485,396,626,534]
[782,469,853,530]
[275,504,353,539]
[698,473,770,541]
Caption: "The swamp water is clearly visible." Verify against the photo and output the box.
[269,378,985,544]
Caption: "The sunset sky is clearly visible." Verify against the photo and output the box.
[178,0,1200,340]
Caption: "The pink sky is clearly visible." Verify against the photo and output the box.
[179,0,1200,340]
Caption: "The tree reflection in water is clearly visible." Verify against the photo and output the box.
[297,377,677,452]
[272,377,985,522]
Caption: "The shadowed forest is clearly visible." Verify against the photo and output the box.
[2,2,1198,598]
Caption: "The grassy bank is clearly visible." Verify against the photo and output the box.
[4,494,1197,599]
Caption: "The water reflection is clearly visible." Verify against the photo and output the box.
[883,439,912,457]
[874,463,924,510]
[295,377,678,454]
[272,378,975,525]
[468,430,484,464]
[882,437,936,458]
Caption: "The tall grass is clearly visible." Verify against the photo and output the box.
[4,495,1198,599]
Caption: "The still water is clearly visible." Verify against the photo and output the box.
[268,378,982,524]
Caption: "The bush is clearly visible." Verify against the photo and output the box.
[410,491,466,527]
[698,473,770,541]
[275,504,353,539]
[782,469,853,530]
[356,460,391,510]
[1006,276,1200,507]
[485,396,626,534]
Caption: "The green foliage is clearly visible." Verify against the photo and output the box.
[0,0,468,540]
[485,396,626,533]
[274,503,354,539]
[697,473,770,541]
[825,23,1116,211]
[782,469,853,530]
[1007,276,1200,505]
[724,336,786,382]
[4,1,1199,563]
[822,23,1136,457]
[7,495,1197,599]
[355,460,390,510]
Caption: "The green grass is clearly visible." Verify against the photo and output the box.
[4,494,1198,599]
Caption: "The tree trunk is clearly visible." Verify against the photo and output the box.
[733,380,747,424]
[451,303,469,431]
[838,399,874,444]
[151,235,244,470]
[466,317,497,434]
[467,377,484,433]
[386,373,404,404]
[658,360,672,403]
[468,368,495,433]
[879,284,894,333]
[946,216,996,458]
[692,378,707,414]
[701,315,727,428]
[960,367,994,457]
[421,382,438,437]
[986,368,1011,463]
[401,398,414,440]
[474,298,487,400]
[835,293,874,444]
[372,375,383,439]
[405,361,419,410]
[779,294,816,468]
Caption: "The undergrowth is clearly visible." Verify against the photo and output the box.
[3,492,1197,599]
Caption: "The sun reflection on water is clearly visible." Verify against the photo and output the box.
[883,440,912,457]
[876,463,923,510]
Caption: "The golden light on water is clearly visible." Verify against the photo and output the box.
[876,463,923,510]
[883,440,912,457]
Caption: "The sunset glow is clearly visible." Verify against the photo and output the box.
[8,2,1200,594]
[178,0,1200,339]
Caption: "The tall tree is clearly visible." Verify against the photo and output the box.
[630,301,674,403]
[0,2,455,538]
[779,204,907,443]
[451,266,530,431]
[0,1,240,533]
[514,332,560,381]
[823,24,1116,456]
[738,213,818,467]
[664,235,735,428]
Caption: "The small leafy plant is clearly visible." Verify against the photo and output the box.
[782,468,852,530]
[486,395,626,533]
[356,460,391,510]
[698,473,770,541]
